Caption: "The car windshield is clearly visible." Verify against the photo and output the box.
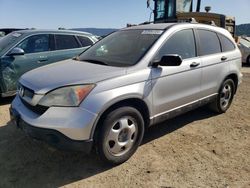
[79,29,163,67]
[0,32,22,52]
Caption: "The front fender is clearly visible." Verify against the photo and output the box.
[80,80,153,139]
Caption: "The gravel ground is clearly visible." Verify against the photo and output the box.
[0,67,249,188]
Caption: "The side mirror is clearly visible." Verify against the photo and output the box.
[152,54,182,67]
[7,47,25,56]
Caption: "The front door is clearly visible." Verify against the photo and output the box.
[1,34,52,94]
[151,29,202,121]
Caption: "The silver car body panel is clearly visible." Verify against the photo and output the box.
[12,95,97,140]
[12,23,242,141]
[19,59,126,94]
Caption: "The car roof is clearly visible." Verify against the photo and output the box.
[122,22,225,32]
[14,29,94,37]
[122,22,232,39]
[122,23,176,30]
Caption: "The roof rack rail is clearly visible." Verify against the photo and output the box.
[209,21,216,26]
[177,17,198,24]
[188,18,198,23]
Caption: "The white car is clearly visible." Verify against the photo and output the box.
[239,37,250,64]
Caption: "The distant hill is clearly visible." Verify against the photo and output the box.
[71,28,118,36]
[236,24,250,36]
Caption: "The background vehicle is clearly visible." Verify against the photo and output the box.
[10,23,242,164]
[150,0,236,36]
[0,28,25,38]
[0,32,5,39]
[238,37,250,64]
[0,29,98,97]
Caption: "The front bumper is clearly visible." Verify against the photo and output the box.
[10,95,97,152]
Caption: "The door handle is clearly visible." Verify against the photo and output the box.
[190,62,200,68]
[221,56,227,61]
[37,59,48,63]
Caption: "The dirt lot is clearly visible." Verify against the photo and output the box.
[0,67,250,188]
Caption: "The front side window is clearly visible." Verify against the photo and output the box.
[218,34,235,52]
[55,35,80,50]
[155,0,166,19]
[176,0,192,13]
[197,30,221,56]
[79,30,163,67]
[157,29,196,60]
[17,34,49,54]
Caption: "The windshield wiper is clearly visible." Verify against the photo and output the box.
[81,59,108,66]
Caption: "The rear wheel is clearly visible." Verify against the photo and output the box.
[210,79,235,113]
[247,55,250,64]
[96,106,144,165]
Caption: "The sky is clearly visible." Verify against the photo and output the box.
[0,0,249,29]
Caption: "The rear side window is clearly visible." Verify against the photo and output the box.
[55,34,80,50]
[157,29,196,59]
[77,36,93,47]
[197,30,221,56]
[218,34,235,52]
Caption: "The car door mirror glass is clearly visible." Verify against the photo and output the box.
[153,54,182,67]
[7,47,25,56]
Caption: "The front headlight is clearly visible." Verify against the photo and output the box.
[38,85,95,107]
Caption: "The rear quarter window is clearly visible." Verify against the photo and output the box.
[77,36,93,47]
[218,34,235,52]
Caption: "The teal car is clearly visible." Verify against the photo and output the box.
[0,30,98,97]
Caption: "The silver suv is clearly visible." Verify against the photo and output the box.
[10,23,242,164]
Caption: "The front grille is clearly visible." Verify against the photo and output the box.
[19,84,48,115]
[21,97,49,115]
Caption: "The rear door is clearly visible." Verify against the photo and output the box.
[151,29,202,119]
[49,34,87,62]
[196,29,229,98]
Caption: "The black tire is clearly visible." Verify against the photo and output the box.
[247,55,250,65]
[210,79,235,113]
[96,106,145,165]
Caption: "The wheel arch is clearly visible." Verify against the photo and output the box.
[247,55,250,64]
[224,73,238,94]
[90,97,150,140]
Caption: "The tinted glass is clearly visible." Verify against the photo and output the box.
[79,30,162,67]
[218,34,235,52]
[77,36,93,47]
[17,34,49,54]
[55,35,80,50]
[155,0,165,19]
[198,30,221,56]
[157,29,196,59]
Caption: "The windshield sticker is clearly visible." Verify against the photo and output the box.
[142,30,163,35]
[12,33,22,37]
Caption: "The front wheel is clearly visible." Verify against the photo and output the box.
[96,106,145,165]
[210,79,235,113]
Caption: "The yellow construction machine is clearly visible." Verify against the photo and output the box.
[149,0,235,36]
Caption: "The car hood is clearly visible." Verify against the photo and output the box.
[20,59,127,94]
